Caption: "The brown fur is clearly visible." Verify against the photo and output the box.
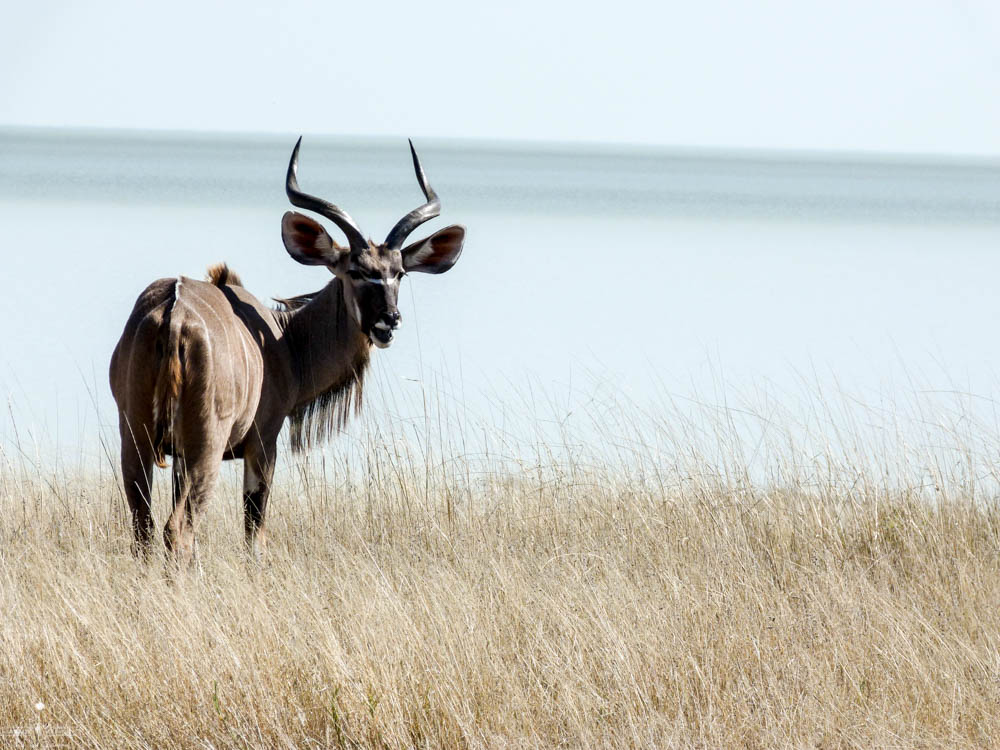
[272,291,318,312]
[278,281,372,452]
[288,342,369,452]
[110,274,373,564]
[206,263,243,288]
[111,141,464,564]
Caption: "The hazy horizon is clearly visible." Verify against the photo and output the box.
[7,123,1000,166]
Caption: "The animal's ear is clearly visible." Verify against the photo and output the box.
[281,211,347,266]
[401,225,465,274]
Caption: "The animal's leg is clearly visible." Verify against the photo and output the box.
[164,441,223,569]
[119,413,156,558]
[243,439,276,560]
[163,454,191,565]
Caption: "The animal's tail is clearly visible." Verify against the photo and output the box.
[151,293,184,468]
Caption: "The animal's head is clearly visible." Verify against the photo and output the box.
[280,137,465,348]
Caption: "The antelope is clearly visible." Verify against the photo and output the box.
[109,138,465,563]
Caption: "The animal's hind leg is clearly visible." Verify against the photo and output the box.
[163,455,192,566]
[119,414,156,557]
[164,439,224,569]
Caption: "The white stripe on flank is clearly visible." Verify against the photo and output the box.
[236,327,251,410]
[193,292,235,404]
[184,304,210,347]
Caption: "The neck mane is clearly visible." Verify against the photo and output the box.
[278,279,371,452]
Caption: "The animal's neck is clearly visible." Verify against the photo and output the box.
[282,280,371,409]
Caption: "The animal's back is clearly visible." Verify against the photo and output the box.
[110,274,267,465]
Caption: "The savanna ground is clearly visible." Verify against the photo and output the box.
[2,381,1000,748]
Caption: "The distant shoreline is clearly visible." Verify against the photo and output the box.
[3,126,999,223]
[3,123,1000,170]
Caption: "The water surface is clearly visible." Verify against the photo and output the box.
[2,127,999,465]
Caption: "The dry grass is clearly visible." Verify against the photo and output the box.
[2,384,1000,749]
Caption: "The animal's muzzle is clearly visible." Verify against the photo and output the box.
[371,311,401,348]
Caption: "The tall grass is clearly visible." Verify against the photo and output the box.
[2,377,1000,748]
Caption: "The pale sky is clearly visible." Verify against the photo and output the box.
[3,0,1000,153]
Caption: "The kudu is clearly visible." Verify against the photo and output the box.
[110,138,465,563]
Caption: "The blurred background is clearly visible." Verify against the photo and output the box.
[2,1,1000,463]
